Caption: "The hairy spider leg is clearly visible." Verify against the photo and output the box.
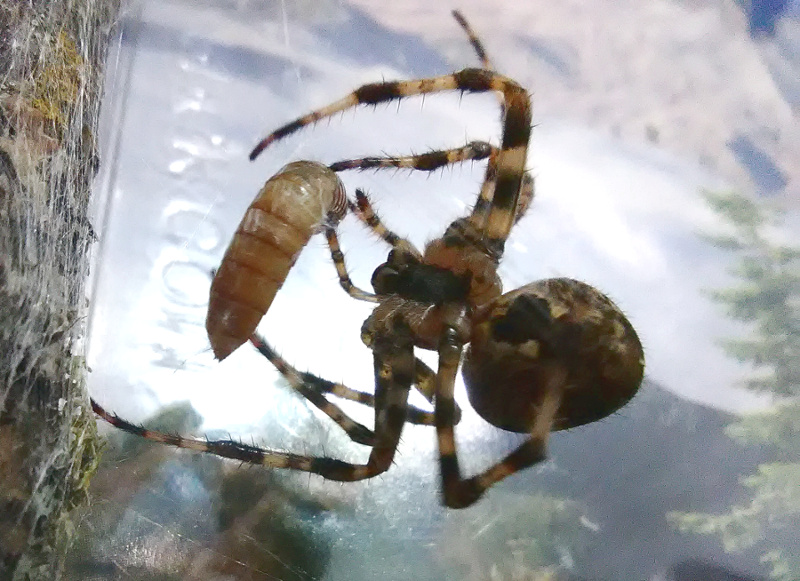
[327,140,493,173]
[90,325,417,481]
[452,9,496,73]
[323,225,378,302]
[248,333,450,429]
[432,305,563,509]
[351,188,419,256]
[248,68,530,256]
[321,150,504,301]
[326,356,452,427]
[426,14,557,507]
[327,141,536,232]
[466,149,535,231]
[450,10,536,233]
[322,13,533,231]
[341,318,417,480]
[248,334,374,445]
[326,10,517,230]
[330,14,533,244]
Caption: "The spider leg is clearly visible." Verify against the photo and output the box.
[343,321,416,479]
[249,334,375,446]
[91,326,415,481]
[323,225,377,302]
[327,142,535,234]
[305,357,453,427]
[468,156,535,230]
[451,9,507,233]
[513,173,536,224]
[91,397,386,480]
[351,188,420,257]
[471,79,530,257]
[410,357,462,426]
[327,141,532,234]
[249,333,443,427]
[449,10,535,244]
[466,372,562,499]
[296,356,453,427]
[248,70,526,162]
[249,69,530,255]
[328,141,493,173]
[433,304,558,509]
[452,10,496,74]
[432,305,477,507]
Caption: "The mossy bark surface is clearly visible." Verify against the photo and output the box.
[0,1,120,579]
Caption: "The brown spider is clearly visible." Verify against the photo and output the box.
[92,11,644,508]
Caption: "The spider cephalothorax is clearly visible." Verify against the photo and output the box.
[92,10,644,509]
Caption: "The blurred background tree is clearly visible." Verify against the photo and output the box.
[668,191,800,581]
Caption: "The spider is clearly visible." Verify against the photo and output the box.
[92,11,644,508]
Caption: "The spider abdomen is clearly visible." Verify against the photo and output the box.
[463,278,644,433]
[206,161,346,360]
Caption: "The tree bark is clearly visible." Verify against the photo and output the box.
[0,1,121,578]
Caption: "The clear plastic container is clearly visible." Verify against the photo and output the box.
[81,1,796,579]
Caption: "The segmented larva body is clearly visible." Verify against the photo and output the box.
[207,161,347,360]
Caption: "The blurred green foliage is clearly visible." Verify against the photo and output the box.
[668,191,800,580]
